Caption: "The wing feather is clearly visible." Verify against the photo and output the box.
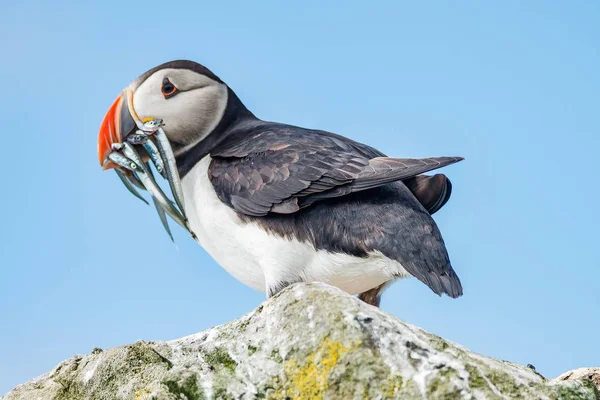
[210,130,463,216]
[207,125,463,298]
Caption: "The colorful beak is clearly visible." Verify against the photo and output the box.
[97,89,140,169]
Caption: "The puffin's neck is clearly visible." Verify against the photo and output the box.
[176,87,259,178]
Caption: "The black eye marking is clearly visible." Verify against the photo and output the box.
[161,77,179,99]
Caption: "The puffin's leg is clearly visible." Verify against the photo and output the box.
[358,281,394,308]
[266,279,298,299]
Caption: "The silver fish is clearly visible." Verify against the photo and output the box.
[142,137,167,179]
[128,171,146,190]
[153,128,186,217]
[153,197,174,241]
[115,169,148,205]
[124,164,175,241]
[143,119,164,132]
[121,143,187,230]
[107,151,137,172]
[146,163,174,241]
[134,118,164,133]
[126,133,149,145]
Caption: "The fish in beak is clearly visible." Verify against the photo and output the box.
[97,89,195,240]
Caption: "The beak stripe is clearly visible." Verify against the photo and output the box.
[126,88,142,123]
[98,90,139,168]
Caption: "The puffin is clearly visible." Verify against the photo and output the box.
[97,60,464,307]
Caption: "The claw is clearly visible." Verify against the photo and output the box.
[143,138,167,179]
[121,143,187,230]
[154,128,186,217]
[115,169,149,205]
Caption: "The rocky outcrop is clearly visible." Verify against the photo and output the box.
[2,283,598,399]
[554,368,600,394]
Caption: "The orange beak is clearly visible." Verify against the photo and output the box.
[97,88,140,170]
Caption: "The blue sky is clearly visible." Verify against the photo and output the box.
[1,0,599,394]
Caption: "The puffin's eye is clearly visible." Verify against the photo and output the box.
[161,78,179,99]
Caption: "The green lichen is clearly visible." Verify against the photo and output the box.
[381,375,404,399]
[51,358,84,400]
[439,366,458,378]
[426,367,463,400]
[5,284,600,400]
[465,364,504,399]
[154,343,174,359]
[322,347,384,399]
[52,376,83,400]
[427,377,462,399]
[465,364,486,389]
[126,342,172,371]
[212,386,235,400]
[398,379,423,398]
[465,364,490,391]
[487,369,525,399]
[324,344,405,399]
[48,342,175,400]
[270,349,283,363]
[163,374,205,400]
[217,329,236,341]
[236,317,252,332]
[551,380,600,400]
[427,334,450,352]
[204,347,237,373]
[582,378,600,399]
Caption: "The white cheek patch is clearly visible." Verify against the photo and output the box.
[131,69,228,151]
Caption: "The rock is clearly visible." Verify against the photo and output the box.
[2,283,598,400]
[554,368,600,394]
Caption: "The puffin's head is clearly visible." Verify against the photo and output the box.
[97,60,229,169]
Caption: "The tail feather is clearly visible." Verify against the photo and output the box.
[401,261,463,299]
[403,174,453,215]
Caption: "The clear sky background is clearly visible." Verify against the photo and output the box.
[1,0,599,395]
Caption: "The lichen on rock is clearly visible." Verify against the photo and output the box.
[2,283,598,400]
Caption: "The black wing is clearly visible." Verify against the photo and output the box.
[209,127,462,217]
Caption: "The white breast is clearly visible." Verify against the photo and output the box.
[181,156,408,296]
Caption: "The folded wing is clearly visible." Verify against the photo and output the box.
[209,129,463,217]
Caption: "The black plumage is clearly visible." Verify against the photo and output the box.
[151,60,465,299]
[209,126,462,217]
[206,123,463,298]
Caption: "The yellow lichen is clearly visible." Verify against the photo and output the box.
[383,375,404,399]
[271,338,360,400]
[134,388,152,400]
